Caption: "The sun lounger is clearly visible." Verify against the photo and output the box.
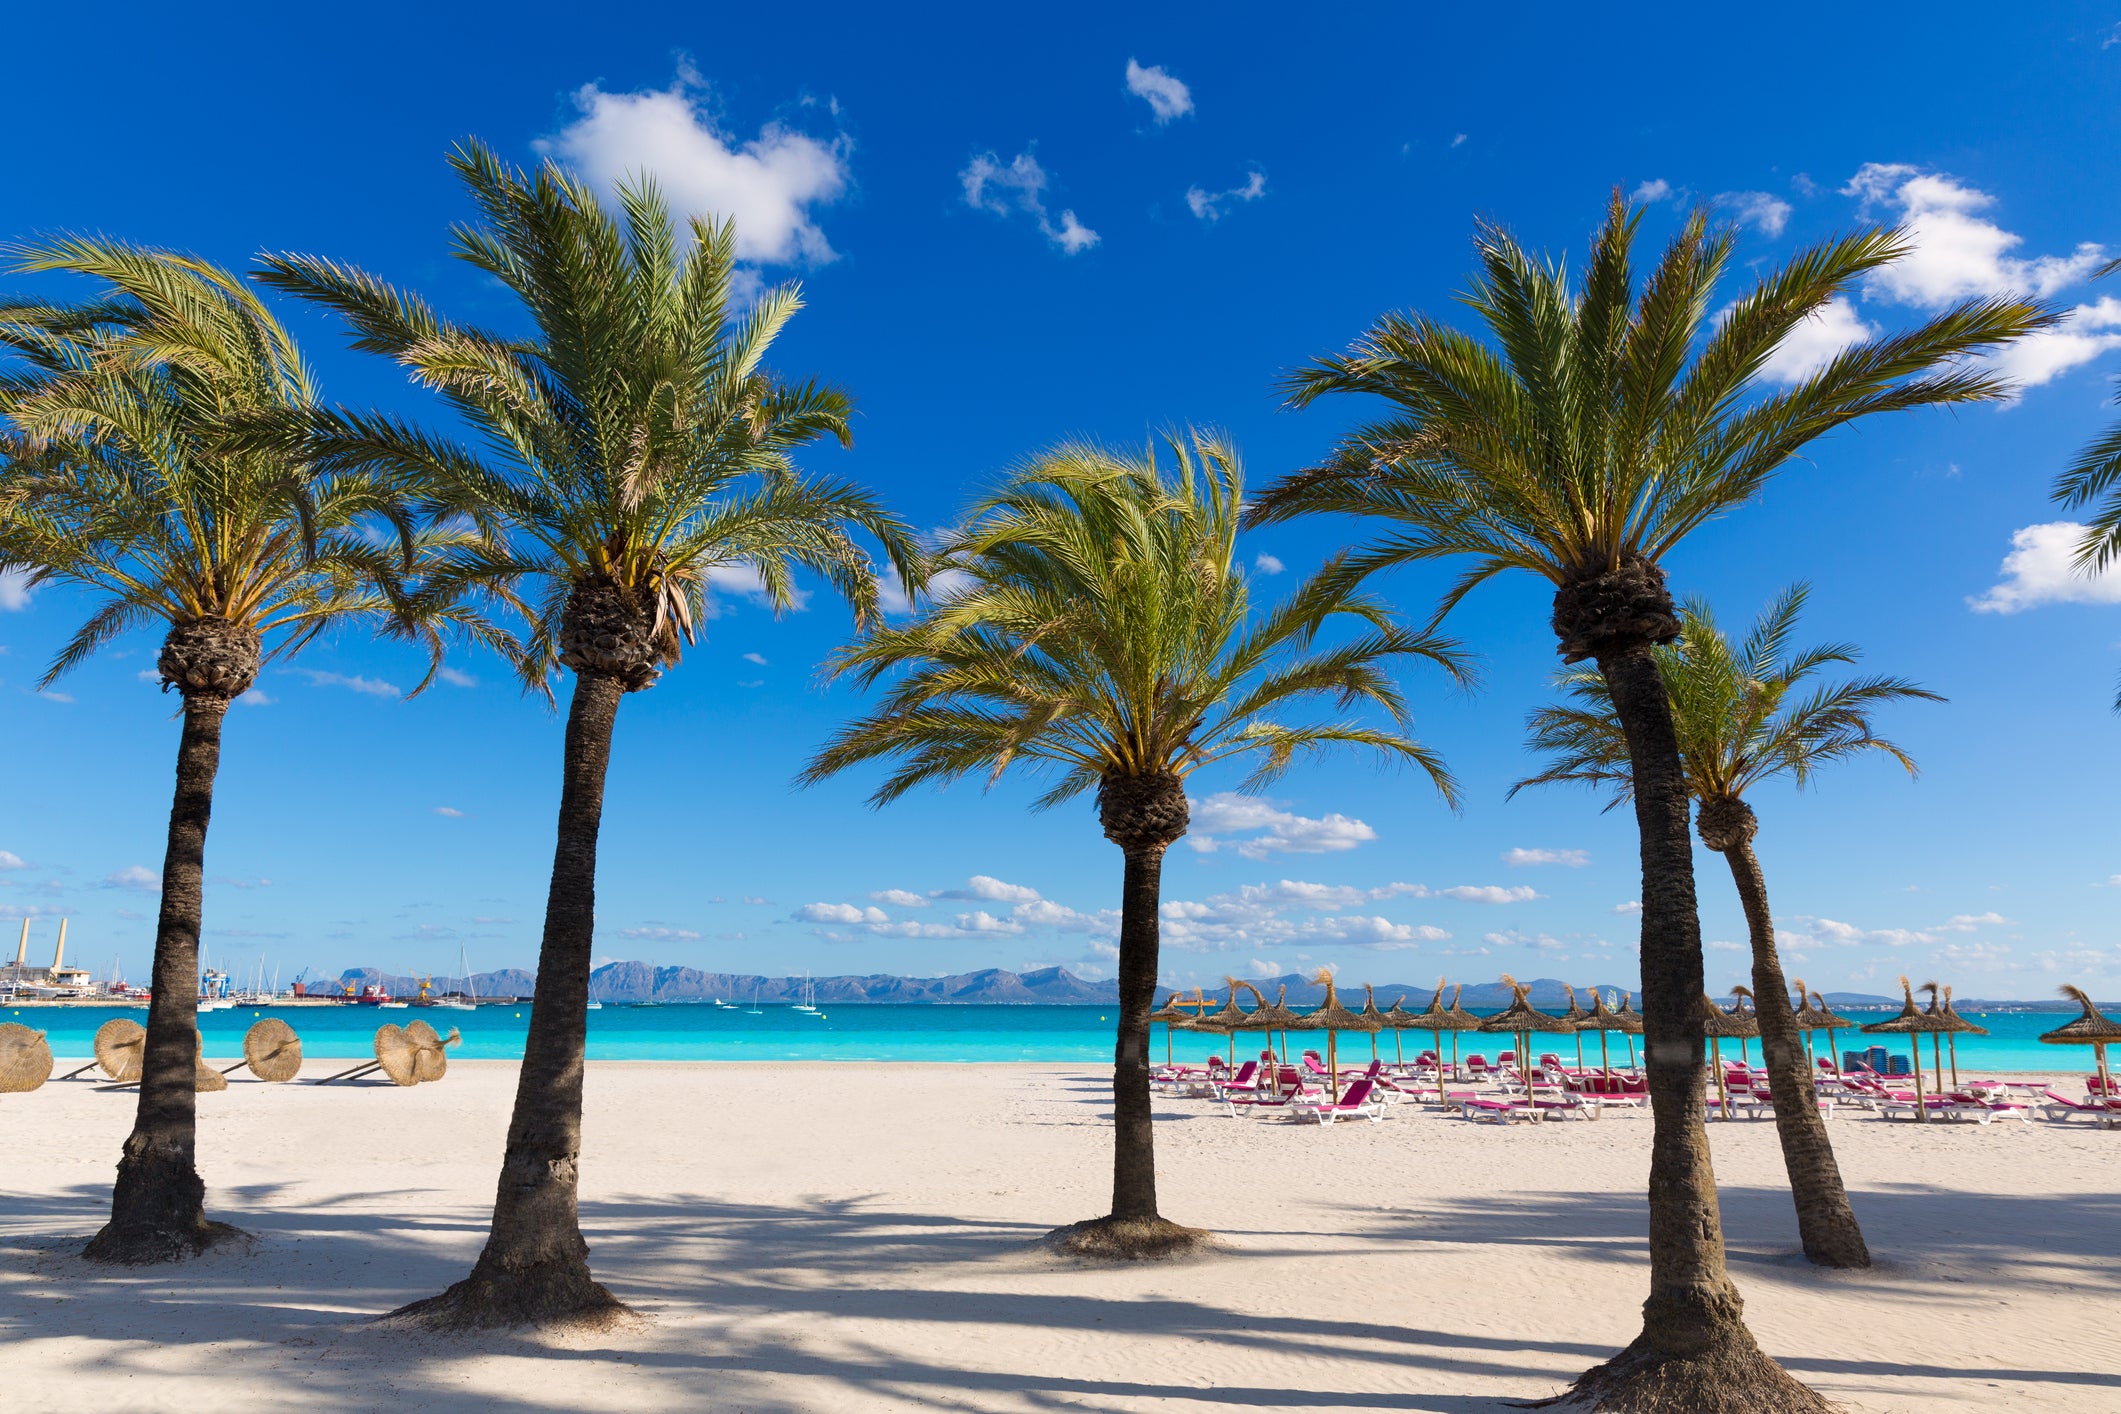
[1211,1060,1262,1099]
[1876,1095,2007,1124]
[2039,1088,2121,1125]
[1458,1094,1541,1124]
[1290,1078,1387,1125]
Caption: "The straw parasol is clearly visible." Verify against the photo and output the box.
[374,1023,420,1086]
[1478,974,1572,1091]
[1860,977,1944,1122]
[1379,992,1422,1069]
[1147,990,1200,1067]
[405,1020,461,1082]
[94,1017,145,1082]
[1412,979,1483,1103]
[2038,984,2121,1102]
[1233,981,1297,1072]
[1358,984,1392,1062]
[1191,985,1254,1067]
[237,1018,303,1082]
[1701,991,1761,1120]
[1805,989,1855,1076]
[1557,984,1594,1071]
[191,1030,228,1092]
[0,1022,53,1093]
[1581,988,1638,1079]
[1923,982,1987,1090]
[1301,968,1377,1101]
[1614,992,1645,1069]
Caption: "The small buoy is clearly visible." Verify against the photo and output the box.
[515,1012,521,1018]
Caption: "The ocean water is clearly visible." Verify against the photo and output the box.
[10,1001,2108,1073]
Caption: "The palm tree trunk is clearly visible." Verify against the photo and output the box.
[1560,641,1828,1411]
[84,693,243,1264]
[1720,837,1871,1268]
[392,671,628,1329]
[1109,843,1163,1222]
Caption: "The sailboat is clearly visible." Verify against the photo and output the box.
[792,970,819,1014]
[433,945,476,1011]
[745,979,763,1016]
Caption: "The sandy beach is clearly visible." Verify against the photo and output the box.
[3,1059,2117,1413]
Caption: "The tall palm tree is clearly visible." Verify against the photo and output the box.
[0,241,438,1264]
[1246,196,2046,1410]
[1515,586,1940,1269]
[802,432,1464,1257]
[256,142,919,1329]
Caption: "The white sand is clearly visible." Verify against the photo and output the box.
[3,1059,2118,1413]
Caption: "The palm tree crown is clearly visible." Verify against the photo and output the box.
[1247,196,2051,630]
[0,239,429,685]
[257,140,917,691]
[803,431,1466,808]
[1514,584,1941,817]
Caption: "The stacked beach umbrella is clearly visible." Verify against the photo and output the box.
[1860,977,1945,1122]
[1412,981,1482,1103]
[2040,984,2121,1102]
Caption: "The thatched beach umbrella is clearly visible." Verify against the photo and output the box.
[1614,992,1645,1069]
[1302,968,1377,1101]
[1234,981,1299,1075]
[94,1016,145,1082]
[1379,992,1421,1069]
[1412,980,1483,1103]
[1701,992,1760,1120]
[1557,984,1594,1071]
[2038,984,2121,1102]
[1195,985,1254,1067]
[1920,982,1986,1090]
[405,1020,461,1082]
[1358,985,1393,1062]
[1861,977,1943,1123]
[191,1030,228,1093]
[1147,991,1198,1067]
[0,1022,53,1093]
[1478,975,1572,1091]
[374,1023,421,1086]
[1581,988,1637,1079]
[229,1018,302,1082]
[1804,989,1855,1076]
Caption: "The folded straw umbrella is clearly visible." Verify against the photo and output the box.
[1922,982,1987,1091]
[374,1023,421,1087]
[1701,992,1760,1120]
[2038,984,2121,1102]
[94,1017,145,1082]
[1147,991,1197,1068]
[226,1018,303,1082]
[0,1022,53,1093]
[1246,983,1304,1073]
[1614,993,1645,1069]
[1230,980,1294,1090]
[1581,989,1637,1080]
[405,1020,462,1082]
[1861,976,1942,1123]
[1477,975,1572,1093]
[1358,984,1392,1063]
[1557,984,1594,1071]
[191,1030,228,1093]
[1302,968,1377,1102]
[1379,992,1421,1070]
[1807,990,1854,1077]
[1411,980,1482,1103]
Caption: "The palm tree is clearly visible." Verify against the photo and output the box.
[1246,195,2046,1409]
[0,241,437,1263]
[2053,256,2121,708]
[1515,585,1939,1269]
[802,432,1464,1257]
[256,142,918,1328]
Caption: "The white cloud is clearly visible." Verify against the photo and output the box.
[0,569,32,611]
[1252,552,1285,575]
[1708,940,1745,953]
[436,667,478,688]
[1843,163,2106,308]
[1157,880,1452,953]
[867,888,928,908]
[1777,908,2012,953]
[1504,848,1589,868]
[1185,170,1266,222]
[431,806,467,818]
[36,690,73,704]
[1717,190,1792,237]
[1757,297,1876,385]
[1450,133,1468,149]
[1187,793,1376,860]
[1990,296,2121,390]
[1012,898,1115,934]
[1630,178,1673,204]
[1968,521,2121,613]
[104,865,160,891]
[537,64,848,265]
[236,689,275,707]
[961,150,1099,255]
[704,563,810,617]
[1938,911,2013,932]
[933,875,1041,904]
[297,669,399,697]
[0,851,25,870]
[741,652,769,666]
[795,902,890,925]
[1124,59,1193,122]
[1482,928,1568,953]
[1614,900,1642,915]
[618,925,702,941]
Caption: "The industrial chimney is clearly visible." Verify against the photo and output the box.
[11,919,25,973]
[52,918,67,974]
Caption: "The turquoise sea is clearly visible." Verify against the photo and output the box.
[10,1001,2107,1073]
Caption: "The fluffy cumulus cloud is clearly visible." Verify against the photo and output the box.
[1776,909,2014,954]
[1124,59,1193,122]
[1716,190,1792,237]
[867,888,928,908]
[1253,552,1285,575]
[103,865,160,891]
[0,851,26,871]
[1631,178,1673,204]
[1844,164,2105,308]
[932,874,1041,904]
[1156,880,1454,953]
[0,568,33,611]
[1968,521,2121,613]
[960,150,1099,254]
[794,902,891,925]
[1504,847,1589,868]
[537,62,848,265]
[1186,170,1266,222]
[1186,793,1376,859]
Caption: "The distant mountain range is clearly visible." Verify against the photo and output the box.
[321,965,2106,1010]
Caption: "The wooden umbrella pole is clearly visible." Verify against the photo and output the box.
[1931,1033,1944,1092]
[1625,1035,1636,1070]
[1947,1033,1959,1089]
[1435,1027,1447,1105]
[1713,1037,1727,1121]
[1394,1030,1403,1067]
[1911,1036,1927,1123]
[1600,1030,1611,1081]
[1328,1030,1339,1103]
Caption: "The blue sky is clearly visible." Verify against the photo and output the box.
[3,4,2120,998]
